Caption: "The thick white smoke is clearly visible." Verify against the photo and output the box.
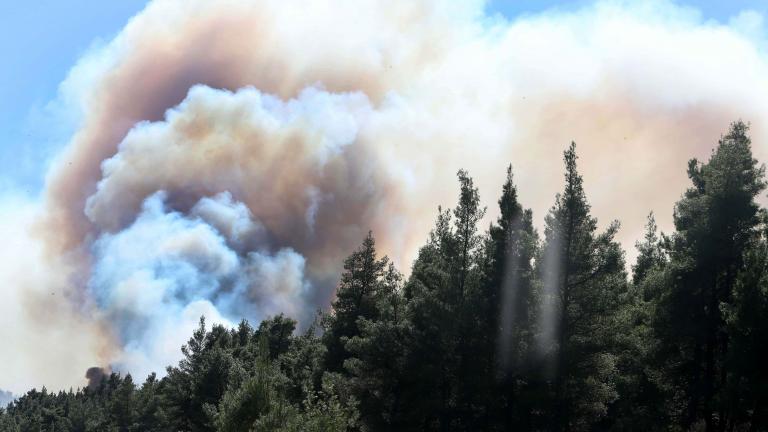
[3,0,768,393]
[82,84,381,377]
[88,191,312,378]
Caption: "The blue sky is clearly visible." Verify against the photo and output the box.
[1,0,766,194]
[488,0,768,19]
[0,0,147,193]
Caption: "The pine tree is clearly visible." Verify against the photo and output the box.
[323,232,391,373]
[632,213,666,286]
[134,373,163,431]
[110,373,136,431]
[344,262,408,429]
[600,212,670,431]
[403,170,486,431]
[214,334,290,432]
[722,217,768,430]
[399,205,457,430]
[162,318,235,431]
[656,121,766,430]
[482,164,540,429]
[256,314,297,361]
[540,142,626,431]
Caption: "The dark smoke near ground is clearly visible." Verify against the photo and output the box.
[85,367,109,391]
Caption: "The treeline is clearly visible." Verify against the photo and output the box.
[2,121,768,431]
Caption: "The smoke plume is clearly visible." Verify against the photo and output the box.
[2,0,768,392]
[85,367,109,391]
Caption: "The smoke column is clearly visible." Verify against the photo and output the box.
[2,0,768,392]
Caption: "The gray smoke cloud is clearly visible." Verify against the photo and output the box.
[2,0,768,393]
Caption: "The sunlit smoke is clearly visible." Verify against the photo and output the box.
[496,214,526,374]
[538,226,563,375]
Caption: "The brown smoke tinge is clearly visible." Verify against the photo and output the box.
[507,89,750,253]
[40,0,465,257]
[3,0,768,392]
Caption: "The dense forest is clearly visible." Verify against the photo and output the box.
[2,121,767,431]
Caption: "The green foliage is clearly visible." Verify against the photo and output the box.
[323,231,395,374]
[398,170,490,430]
[632,212,667,286]
[720,219,768,430]
[654,121,766,431]
[539,142,627,431]
[484,165,541,429]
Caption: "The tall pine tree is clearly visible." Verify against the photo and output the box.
[323,232,391,373]
[655,121,765,430]
[539,142,626,431]
[403,170,486,431]
[483,164,540,429]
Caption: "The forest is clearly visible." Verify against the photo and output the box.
[1,121,766,431]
